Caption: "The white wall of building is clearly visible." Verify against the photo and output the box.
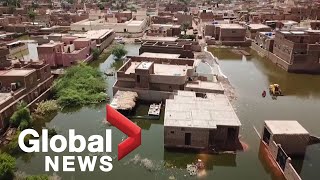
[71,19,148,33]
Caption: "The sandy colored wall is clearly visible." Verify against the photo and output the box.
[164,126,210,149]
[284,159,302,180]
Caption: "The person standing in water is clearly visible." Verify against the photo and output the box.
[262,90,266,98]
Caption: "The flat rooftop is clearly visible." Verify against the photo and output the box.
[0,93,12,104]
[150,24,181,28]
[0,69,35,76]
[282,20,298,25]
[218,24,245,29]
[141,36,178,42]
[140,52,180,59]
[73,29,113,39]
[280,31,307,35]
[136,61,153,70]
[247,24,271,29]
[186,80,224,92]
[265,120,309,135]
[73,19,144,27]
[164,91,241,128]
[125,61,192,76]
[127,20,145,26]
[38,41,63,47]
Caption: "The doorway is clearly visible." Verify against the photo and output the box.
[227,128,237,142]
[185,133,191,146]
[262,127,271,145]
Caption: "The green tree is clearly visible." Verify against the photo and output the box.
[98,3,104,10]
[0,153,16,179]
[91,48,100,60]
[6,130,32,154]
[111,45,128,60]
[53,63,107,107]
[181,22,190,34]
[66,0,74,4]
[128,6,137,12]
[28,10,36,25]
[10,102,32,130]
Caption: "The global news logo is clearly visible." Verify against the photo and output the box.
[17,105,141,172]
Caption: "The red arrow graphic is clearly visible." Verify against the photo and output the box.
[106,105,141,160]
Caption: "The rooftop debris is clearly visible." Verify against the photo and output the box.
[110,91,138,110]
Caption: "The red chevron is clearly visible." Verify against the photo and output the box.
[106,105,141,160]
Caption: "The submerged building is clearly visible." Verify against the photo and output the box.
[113,54,241,152]
[272,30,320,73]
[164,91,241,151]
[113,55,223,101]
[113,55,198,101]
[205,23,251,46]
[252,30,320,74]
[261,120,315,180]
[0,47,53,132]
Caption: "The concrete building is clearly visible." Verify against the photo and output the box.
[113,55,223,101]
[217,24,246,42]
[245,24,272,39]
[164,91,241,151]
[260,120,312,180]
[164,2,188,13]
[48,12,89,26]
[151,11,192,26]
[207,23,251,46]
[37,36,96,68]
[272,30,320,73]
[0,49,53,132]
[199,9,214,23]
[277,20,299,30]
[175,12,193,26]
[72,29,115,51]
[70,18,148,33]
[147,24,181,37]
[151,16,174,24]
[0,48,11,69]
[310,20,320,30]
[204,20,230,37]
[139,41,198,58]
[255,32,275,52]
[262,120,310,156]
[34,29,115,51]
[6,41,28,56]
[113,56,197,101]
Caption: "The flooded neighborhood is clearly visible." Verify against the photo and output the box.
[0,0,319,180]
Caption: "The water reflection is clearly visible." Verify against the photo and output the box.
[127,103,164,130]
[258,141,286,180]
[298,144,320,180]
[249,50,320,98]
[208,47,243,60]
[164,151,237,169]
